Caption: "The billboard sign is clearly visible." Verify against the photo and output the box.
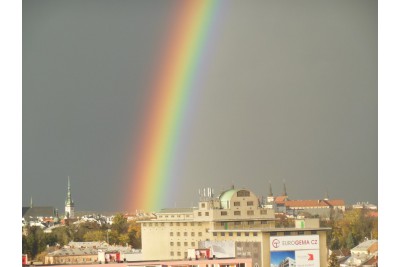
[270,235,320,267]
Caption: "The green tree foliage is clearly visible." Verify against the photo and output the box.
[111,213,128,234]
[22,226,48,260]
[346,232,356,249]
[328,252,339,267]
[327,208,378,250]
[83,230,105,242]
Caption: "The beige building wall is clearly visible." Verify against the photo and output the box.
[140,188,330,267]
[141,188,275,261]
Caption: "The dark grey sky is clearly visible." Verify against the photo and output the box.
[23,0,377,212]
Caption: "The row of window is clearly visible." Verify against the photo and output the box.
[144,222,203,227]
[233,201,254,206]
[158,214,192,219]
[198,210,267,216]
[269,230,318,236]
[170,232,203,237]
[219,220,271,226]
[212,232,258,237]
[170,241,196,247]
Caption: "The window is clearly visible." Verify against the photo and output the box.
[155,222,158,226]
[143,223,147,226]
[245,232,249,236]
[298,231,304,235]
[198,222,202,226]
[234,201,241,206]
[149,223,153,226]
[177,252,181,256]
[253,233,258,236]
[176,222,180,226]
[261,220,268,224]
[205,212,209,216]
[311,230,317,234]
[248,221,254,225]
[234,211,241,215]
[221,232,225,236]
[191,222,195,226]
[234,221,241,225]
[177,242,181,246]
[191,242,195,246]
[260,210,268,215]
[184,232,188,236]
[213,232,217,236]
[184,242,188,246]
[202,203,205,208]
[221,211,227,216]
[170,242,174,246]
[221,222,225,226]
[284,231,291,236]
[247,210,254,215]
[170,222,173,226]
[237,232,241,236]
[170,251,174,256]
[247,201,254,206]
[170,232,174,236]
[270,232,277,236]
[161,222,164,226]
[183,222,187,226]
[237,190,250,197]
[198,212,202,216]
[198,232,202,236]
[229,232,233,236]
[191,232,195,236]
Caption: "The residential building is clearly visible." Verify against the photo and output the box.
[340,239,378,267]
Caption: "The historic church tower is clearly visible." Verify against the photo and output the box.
[65,176,75,219]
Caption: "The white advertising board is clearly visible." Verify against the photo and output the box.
[270,235,319,251]
[295,250,320,267]
[269,235,320,267]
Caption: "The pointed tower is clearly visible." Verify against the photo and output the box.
[267,181,275,203]
[324,189,329,201]
[65,176,75,219]
[282,180,287,197]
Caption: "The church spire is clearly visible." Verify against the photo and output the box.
[65,176,75,219]
[65,176,73,206]
[268,181,273,197]
[282,180,287,196]
[324,189,329,200]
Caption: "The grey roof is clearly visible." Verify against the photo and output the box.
[351,239,378,252]
[22,206,55,218]
[158,208,195,213]
[48,247,98,257]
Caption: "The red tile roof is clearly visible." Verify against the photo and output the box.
[284,199,345,208]
[274,196,288,204]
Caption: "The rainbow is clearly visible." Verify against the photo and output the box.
[125,1,224,212]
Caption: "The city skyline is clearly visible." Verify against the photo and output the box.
[23,0,377,212]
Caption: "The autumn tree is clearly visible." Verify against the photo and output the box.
[328,252,339,267]
[83,230,105,242]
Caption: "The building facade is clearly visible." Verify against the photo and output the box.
[140,187,329,267]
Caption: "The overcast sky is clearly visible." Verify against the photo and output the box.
[22,0,377,212]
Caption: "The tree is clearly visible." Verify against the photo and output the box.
[328,252,339,267]
[111,213,128,234]
[83,230,105,242]
[346,232,356,249]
